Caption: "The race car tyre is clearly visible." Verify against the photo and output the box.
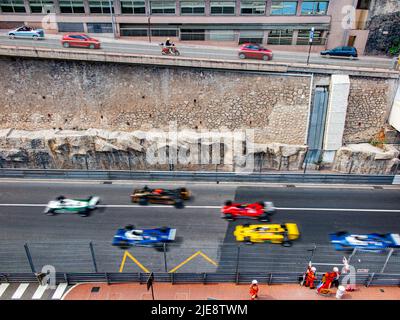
[174,199,184,209]
[258,215,270,222]
[225,200,233,206]
[282,240,292,247]
[79,209,90,217]
[155,244,165,252]
[160,226,169,233]
[118,241,130,250]
[139,198,149,205]
[125,225,135,230]
[244,237,254,245]
[56,195,65,201]
[224,214,235,221]
[45,209,55,216]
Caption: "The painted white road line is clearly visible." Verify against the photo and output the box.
[11,283,29,299]
[0,203,399,212]
[0,283,10,298]
[32,284,48,300]
[52,283,68,300]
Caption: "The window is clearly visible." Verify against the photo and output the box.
[267,29,293,45]
[87,23,113,33]
[296,29,325,45]
[0,0,26,13]
[120,27,147,36]
[59,0,85,13]
[210,1,235,15]
[151,29,178,36]
[238,30,263,44]
[29,0,54,13]
[58,22,85,32]
[120,0,145,14]
[240,1,265,15]
[150,1,175,14]
[301,1,329,15]
[89,1,114,14]
[270,1,297,15]
[209,30,235,41]
[180,1,205,15]
[181,29,205,40]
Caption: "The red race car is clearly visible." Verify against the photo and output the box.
[221,200,276,222]
[61,33,101,49]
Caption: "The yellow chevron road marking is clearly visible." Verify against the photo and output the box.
[169,251,218,273]
[119,251,150,273]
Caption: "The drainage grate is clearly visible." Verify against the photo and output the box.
[373,186,383,189]
[91,287,100,293]
[102,181,112,184]
[286,185,296,188]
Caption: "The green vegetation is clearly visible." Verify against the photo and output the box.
[389,38,400,56]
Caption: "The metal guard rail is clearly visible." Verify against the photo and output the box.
[0,272,399,287]
[0,169,395,184]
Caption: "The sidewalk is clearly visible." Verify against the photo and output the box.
[63,283,400,300]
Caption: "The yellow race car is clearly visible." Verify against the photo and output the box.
[234,223,300,247]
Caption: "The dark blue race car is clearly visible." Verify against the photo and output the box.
[112,225,176,249]
[330,231,400,251]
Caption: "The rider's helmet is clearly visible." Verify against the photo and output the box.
[333,267,339,272]
[311,267,316,272]
[251,280,258,285]
[167,38,170,41]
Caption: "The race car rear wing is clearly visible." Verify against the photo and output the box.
[390,233,400,246]
[168,228,176,241]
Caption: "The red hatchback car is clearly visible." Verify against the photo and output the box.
[221,200,276,222]
[238,43,273,61]
[61,34,101,49]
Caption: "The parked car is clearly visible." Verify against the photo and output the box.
[8,26,45,40]
[320,46,358,59]
[238,43,273,61]
[61,34,101,49]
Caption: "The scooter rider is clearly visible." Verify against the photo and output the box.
[165,38,173,53]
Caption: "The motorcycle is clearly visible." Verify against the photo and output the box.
[160,43,180,56]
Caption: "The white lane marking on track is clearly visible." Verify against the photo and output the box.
[0,283,10,298]
[12,283,29,299]
[0,203,399,212]
[32,284,48,300]
[52,283,68,300]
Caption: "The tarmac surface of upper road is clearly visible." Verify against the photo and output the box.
[0,34,394,70]
[0,180,399,275]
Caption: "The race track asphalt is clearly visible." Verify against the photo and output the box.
[0,180,399,274]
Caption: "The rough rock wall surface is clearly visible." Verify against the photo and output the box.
[342,77,391,143]
[0,57,311,145]
[0,129,308,171]
[365,11,400,55]
[333,143,399,174]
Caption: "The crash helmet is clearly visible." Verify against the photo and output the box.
[167,38,170,41]
[311,267,316,272]
[252,280,258,285]
[333,267,339,272]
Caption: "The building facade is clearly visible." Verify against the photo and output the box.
[0,0,379,53]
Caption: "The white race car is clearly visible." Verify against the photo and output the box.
[44,195,100,217]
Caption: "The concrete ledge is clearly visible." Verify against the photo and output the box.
[0,45,398,78]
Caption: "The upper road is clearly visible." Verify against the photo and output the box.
[0,180,399,274]
[0,34,394,70]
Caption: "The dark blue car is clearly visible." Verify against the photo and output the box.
[320,46,358,59]
[112,225,176,249]
[330,231,400,251]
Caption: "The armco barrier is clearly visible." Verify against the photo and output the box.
[1,272,399,286]
[0,169,395,184]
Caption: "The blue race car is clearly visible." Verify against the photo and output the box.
[112,225,176,249]
[8,26,45,40]
[330,231,400,251]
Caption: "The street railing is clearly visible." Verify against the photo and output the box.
[0,271,399,287]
